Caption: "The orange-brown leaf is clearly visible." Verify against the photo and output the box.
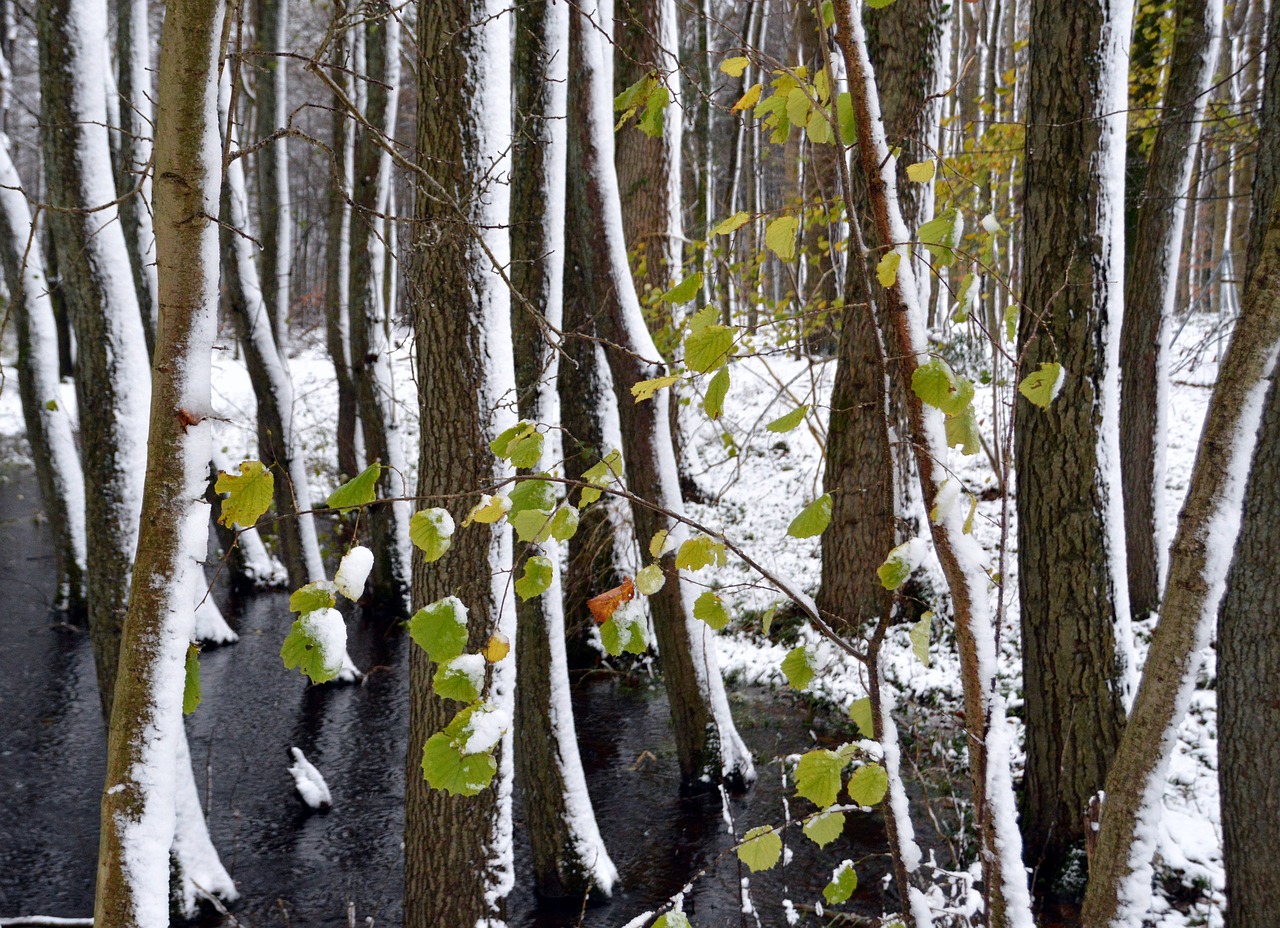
[588,578,635,624]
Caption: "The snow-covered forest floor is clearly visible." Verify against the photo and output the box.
[0,312,1230,927]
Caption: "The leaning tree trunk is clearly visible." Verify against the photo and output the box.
[219,72,327,590]
[511,0,618,899]
[570,0,754,790]
[95,0,233,921]
[0,117,87,618]
[348,1,412,613]
[403,0,517,922]
[254,0,292,350]
[1081,188,1280,928]
[1120,0,1222,622]
[38,0,152,722]
[1018,0,1135,893]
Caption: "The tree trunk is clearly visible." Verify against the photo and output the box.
[403,0,517,921]
[348,1,412,614]
[95,0,231,920]
[254,0,292,350]
[1018,0,1134,893]
[570,0,754,790]
[38,0,152,722]
[1120,0,1222,622]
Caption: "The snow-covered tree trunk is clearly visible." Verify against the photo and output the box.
[831,2,1035,925]
[116,0,159,353]
[95,0,232,921]
[403,0,518,921]
[38,0,152,722]
[0,113,87,617]
[254,0,292,351]
[1120,0,1223,622]
[1081,186,1280,928]
[569,0,755,790]
[511,0,617,899]
[219,72,326,590]
[348,1,412,613]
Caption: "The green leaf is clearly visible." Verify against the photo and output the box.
[820,0,835,27]
[408,597,469,663]
[785,85,811,127]
[432,655,484,703]
[421,732,497,797]
[509,478,556,518]
[963,495,978,535]
[720,55,750,77]
[909,613,932,665]
[836,91,856,145]
[847,762,889,807]
[491,422,544,468]
[661,272,703,304]
[281,610,344,684]
[515,555,554,601]
[579,450,624,505]
[911,358,957,410]
[803,810,845,848]
[762,603,777,636]
[848,697,873,737]
[685,324,736,374]
[614,72,656,117]
[511,508,555,544]
[876,251,901,288]
[409,508,455,562]
[877,542,917,591]
[823,861,858,906]
[675,535,726,571]
[183,643,201,715]
[549,505,580,542]
[328,463,381,513]
[712,211,751,236]
[632,374,681,402]
[638,85,669,137]
[795,749,847,808]
[635,563,666,595]
[600,604,648,656]
[766,405,808,433]
[765,216,799,261]
[806,108,834,145]
[693,591,730,630]
[652,914,692,928]
[906,160,935,182]
[944,404,982,455]
[737,825,782,872]
[703,367,730,420]
[215,460,274,528]
[917,207,961,266]
[1018,361,1065,409]
[867,0,898,7]
[289,580,337,614]
[649,529,671,558]
[44,399,58,411]
[781,645,815,691]
[787,494,832,539]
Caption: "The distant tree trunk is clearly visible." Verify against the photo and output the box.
[1018,0,1134,893]
[254,0,292,350]
[570,0,755,790]
[325,21,361,482]
[1120,0,1222,621]
[39,0,152,722]
[0,118,87,617]
[614,0,683,302]
[115,0,159,353]
[348,1,412,613]
[403,0,517,921]
[512,0,618,898]
[220,72,327,590]
[95,0,233,921]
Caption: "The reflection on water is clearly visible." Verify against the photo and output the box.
[0,467,889,927]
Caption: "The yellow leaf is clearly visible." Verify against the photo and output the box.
[732,83,762,113]
[215,460,274,528]
[712,211,751,236]
[483,633,511,663]
[765,216,799,261]
[720,56,750,77]
[876,251,901,288]
[463,494,510,526]
[631,374,681,402]
[906,160,936,182]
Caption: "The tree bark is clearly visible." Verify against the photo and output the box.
[39,0,152,721]
[1017,0,1134,892]
[403,0,517,922]
[1120,0,1222,622]
[570,0,754,791]
[254,0,292,350]
[95,0,230,920]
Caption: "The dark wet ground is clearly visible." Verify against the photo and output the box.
[0,465,892,927]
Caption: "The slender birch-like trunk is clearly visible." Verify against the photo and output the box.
[95,0,231,921]
[255,0,292,350]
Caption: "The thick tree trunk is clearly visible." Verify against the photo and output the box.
[95,0,231,921]
[348,1,412,614]
[38,0,152,722]
[1082,187,1280,928]
[511,0,618,899]
[403,0,517,922]
[0,122,87,618]
[1017,0,1134,893]
[254,0,292,350]
[570,0,754,791]
[1120,0,1222,622]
